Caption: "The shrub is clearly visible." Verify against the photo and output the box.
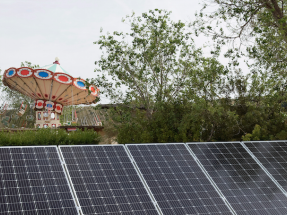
[0,129,101,146]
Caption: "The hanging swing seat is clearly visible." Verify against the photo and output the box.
[18,102,27,116]
[18,109,26,116]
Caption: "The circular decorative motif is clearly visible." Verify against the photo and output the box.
[34,70,53,79]
[58,75,68,82]
[36,100,44,109]
[8,70,14,76]
[17,68,33,77]
[77,81,85,87]
[6,69,16,78]
[55,104,63,114]
[73,78,86,90]
[47,104,53,108]
[21,70,29,75]
[89,85,99,96]
[38,71,49,78]
[54,73,72,84]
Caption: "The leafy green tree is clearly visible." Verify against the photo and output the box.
[193,0,287,74]
[93,8,287,144]
[93,9,238,143]
[93,9,202,118]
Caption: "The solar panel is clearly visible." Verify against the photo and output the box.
[0,146,79,215]
[126,143,233,215]
[59,145,160,215]
[188,142,287,215]
[243,141,287,192]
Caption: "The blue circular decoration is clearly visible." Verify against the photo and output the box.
[8,70,14,76]
[47,104,53,108]
[39,71,49,78]
[77,81,85,87]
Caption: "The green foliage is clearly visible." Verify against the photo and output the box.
[242,123,287,141]
[93,9,201,115]
[193,0,287,74]
[0,129,100,146]
[112,68,287,143]
[242,125,261,141]
[93,9,287,143]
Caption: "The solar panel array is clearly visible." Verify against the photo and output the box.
[188,142,287,215]
[0,146,79,215]
[59,145,160,215]
[2,142,287,215]
[126,144,233,215]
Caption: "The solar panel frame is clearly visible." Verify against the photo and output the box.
[0,145,80,215]
[57,146,85,215]
[242,141,287,196]
[187,141,287,215]
[126,142,235,215]
[55,145,82,214]
[58,144,162,215]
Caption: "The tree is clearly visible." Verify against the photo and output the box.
[193,0,287,75]
[92,8,287,144]
[0,61,39,128]
[93,9,202,117]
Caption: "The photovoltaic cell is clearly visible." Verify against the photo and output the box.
[59,145,159,215]
[188,142,287,215]
[126,143,233,215]
[0,146,79,215]
[244,141,287,192]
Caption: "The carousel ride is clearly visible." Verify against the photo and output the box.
[1,57,100,128]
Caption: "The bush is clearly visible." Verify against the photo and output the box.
[0,129,101,146]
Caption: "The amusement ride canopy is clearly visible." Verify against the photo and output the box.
[1,57,99,128]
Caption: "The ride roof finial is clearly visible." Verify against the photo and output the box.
[53,57,60,65]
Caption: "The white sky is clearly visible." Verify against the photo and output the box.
[0,0,232,104]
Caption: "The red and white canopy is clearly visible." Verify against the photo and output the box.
[2,59,100,106]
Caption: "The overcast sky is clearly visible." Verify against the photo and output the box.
[0,0,213,103]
